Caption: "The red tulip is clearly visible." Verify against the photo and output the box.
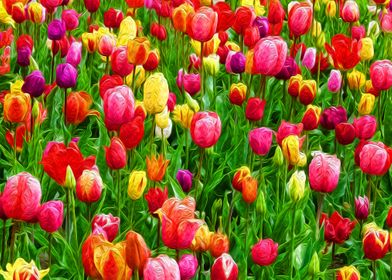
[84,0,100,13]
[386,207,392,228]
[111,47,133,77]
[186,7,218,42]
[302,105,321,131]
[62,9,80,31]
[92,213,120,242]
[370,60,392,91]
[190,111,221,148]
[353,115,377,140]
[38,200,64,233]
[211,253,238,280]
[103,8,123,29]
[268,0,285,25]
[244,26,260,49]
[232,6,255,35]
[5,125,27,152]
[151,23,167,41]
[212,2,234,32]
[145,187,168,215]
[335,123,356,145]
[249,127,273,156]
[288,2,313,37]
[320,211,356,244]
[359,142,392,176]
[143,50,160,71]
[309,152,341,193]
[363,227,390,260]
[245,98,266,122]
[276,121,303,146]
[105,137,127,170]
[251,238,279,266]
[119,116,145,149]
[99,74,123,98]
[1,172,42,222]
[325,34,360,71]
[76,169,103,203]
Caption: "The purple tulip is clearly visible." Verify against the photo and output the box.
[22,70,46,97]
[320,106,348,130]
[253,16,269,38]
[355,196,369,221]
[17,47,31,67]
[275,56,300,80]
[48,19,66,40]
[176,169,193,193]
[56,63,78,88]
[226,51,246,74]
[178,254,198,280]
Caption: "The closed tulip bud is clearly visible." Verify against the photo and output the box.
[92,213,120,242]
[110,47,133,77]
[347,70,365,91]
[21,70,45,98]
[232,166,251,192]
[2,172,42,222]
[299,80,317,105]
[363,227,390,260]
[320,106,347,130]
[82,32,97,53]
[251,238,278,266]
[176,69,201,96]
[76,169,103,203]
[302,48,316,70]
[4,92,30,123]
[244,27,260,49]
[128,170,148,200]
[204,54,220,76]
[155,107,170,129]
[191,111,221,148]
[105,137,126,170]
[176,169,193,193]
[370,60,392,91]
[210,232,230,258]
[17,46,31,67]
[38,200,63,233]
[351,25,366,41]
[48,19,66,40]
[276,121,304,145]
[172,104,194,129]
[336,265,360,280]
[172,3,194,33]
[326,0,336,17]
[99,74,123,97]
[104,8,123,29]
[27,2,46,24]
[143,255,181,280]
[288,170,306,202]
[359,142,392,176]
[288,74,302,97]
[288,2,313,37]
[146,154,169,182]
[154,120,172,140]
[335,122,356,145]
[178,254,198,280]
[127,37,150,65]
[225,51,246,74]
[66,41,82,67]
[143,49,160,72]
[253,16,269,38]
[125,231,151,274]
[302,105,321,131]
[232,6,255,35]
[145,187,168,215]
[308,252,320,276]
[211,254,238,280]
[309,152,341,193]
[84,0,100,13]
[229,82,247,106]
[273,146,284,166]
[143,73,169,114]
[249,127,273,156]
[381,12,392,33]
[191,224,212,252]
[328,70,342,93]
[0,258,49,279]
[353,115,377,140]
[386,207,392,228]
[245,97,266,122]
[341,0,360,23]
[242,176,258,204]
[62,9,79,31]
[275,56,301,80]
[151,23,167,41]
[354,196,369,221]
[56,63,77,89]
[98,34,115,57]
[358,93,375,115]
[11,2,26,24]
[282,135,302,166]
[186,7,218,43]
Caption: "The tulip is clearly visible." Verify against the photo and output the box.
[38,200,64,233]
[276,121,303,146]
[145,187,168,215]
[143,49,160,72]
[248,127,273,156]
[246,36,288,76]
[66,91,98,125]
[282,135,305,166]
[172,3,194,33]
[336,266,360,280]
[302,105,321,131]
[244,26,260,49]
[2,171,39,223]
[251,238,278,266]
[210,232,230,258]
[211,253,238,280]
[125,0,144,8]
[84,0,100,13]
[347,70,365,91]
[288,170,306,202]
[229,83,247,106]
[103,85,135,131]
[335,123,356,145]
[325,34,360,70]
[151,23,167,41]
[353,115,377,140]
[5,125,27,153]
[354,196,369,221]
[386,207,392,228]
[56,63,77,89]
[143,255,181,280]
[0,258,49,279]
[127,37,150,65]
[275,56,300,80]
[103,8,123,29]
[225,51,246,74]
[82,234,107,278]
[232,166,251,192]
[119,116,145,149]
[176,69,201,96]
[66,41,82,67]
[351,25,366,41]
[245,98,266,122]
[105,137,127,170]
[82,32,97,53]
[299,80,317,105]
[48,19,65,40]
[320,106,347,130]
[242,176,258,204]
[4,92,31,123]
[92,213,120,242]
[41,0,62,12]
[186,7,217,43]
[176,169,193,192]
[328,69,342,93]
[268,0,285,25]
[341,0,360,23]
[359,142,392,176]
[359,37,374,61]
[326,0,336,17]
[320,211,356,244]
[358,93,375,115]
[190,111,221,148]
[125,231,151,275]
[95,242,130,280]
[128,170,148,200]
[11,2,26,24]
[369,60,392,91]
[302,47,316,70]
[143,73,169,114]
[62,9,79,31]
[309,152,341,193]
[288,2,313,37]
[97,34,115,57]
[146,154,170,182]
[178,254,198,280]
[381,12,392,33]
[363,226,390,260]
[76,169,103,203]
[191,224,212,252]
[232,6,255,35]
[99,75,123,98]
[288,74,302,97]
[253,16,269,38]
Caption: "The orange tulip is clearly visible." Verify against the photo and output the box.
[209,232,230,258]
[125,231,151,276]
[127,37,150,65]
[190,224,212,252]
[172,3,194,33]
[4,92,30,123]
[66,91,99,125]
[146,154,170,182]
[82,234,107,278]
[241,176,258,204]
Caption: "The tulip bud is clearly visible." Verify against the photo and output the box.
[191,224,212,252]
[336,265,360,280]
[328,70,342,93]
[76,169,103,203]
[178,254,198,280]
[190,111,221,148]
[65,165,76,189]
[354,196,369,221]
[244,26,260,49]
[255,189,266,216]
[370,60,392,91]
[245,97,266,121]
[242,176,258,204]
[143,49,160,72]
[320,106,347,130]
[172,104,194,129]
[56,63,77,89]
[353,115,377,140]
[176,169,193,192]
[363,227,390,260]
[48,19,66,41]
[308,252,320,276]
[204,54,220,76]
[185,92,200,112]
[386,207,392,228]
[211,254,238,280]
[341,0,360,23]
[288,74,302,97]
[172,3,194,33]
[82,32,98,53]
[209,232,230,258]
[326,1,336,17]
[249,127,273,156]
[302,105,321,131]
[145,187,168,215]
[104,8,123,29]
[62,9,80,31]
[288,170,306,203]
[273,146,284,166]
[335,123,356,145]
[128,170,147,200]
[359,37,374,61]
[143,73,169,115]
[347,70,366,91]
[125,231,151,275]
[251,238,279,266]
[92,213,120,242]
[38,200,64,233]
[229,83,247,106]
[309,152,341,193]
[84,0,100,13]
[299,80,317,105]
[302,48,316,70]
[105,137,127,170]
[358,93,375,115]
[226,51,246,74]
[127,37,150,65]
[146,154,170,182]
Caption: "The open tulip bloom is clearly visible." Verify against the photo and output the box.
[1,1,392,279]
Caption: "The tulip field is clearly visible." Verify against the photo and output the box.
[1,0,392,279]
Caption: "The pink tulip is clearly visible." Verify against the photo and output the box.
[247,36,288,76]
[38,200,64,233]
[359,142,392,176]
[111,47,133,77]
[92,213,120,242]
[211,253,238,280]
[341,0,360,23]
[309,152,341,193]
[0,194,7,220]
[176,69,201,96]
[328,70,342,93]
[353,115,377,140]
[381,12,392,33]
[302,47,316,70]
[61,9,80,31]
[66,41,82,67]
[251,238,279,266]
[143,255,181,280]
[249,127,273,156]
[178,254,198,280]
[103,85,135,131]
[186,7,218,42]
[354,196,369,221]
[370,60,392,91]
[276,121,303,146]
[2,172,42,222]
[190,111,221,148]
[288,2,313,37]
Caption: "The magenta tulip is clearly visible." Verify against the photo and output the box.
[249,127,273,156]
[309,152,341,193]
[353,115,377,140]
[178,254,198,280]
[251,238,279,266]
[38,200,64,233]
[190,111,221,148]
[359,142,392,176]
[92,213,120,242]
[370,60,392,91]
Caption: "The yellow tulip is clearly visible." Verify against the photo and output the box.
[359,37,374,61]
[326,0,336,17]
[143,73,169,114]
[347,70,366,91]
[204,54,220,76]
[117,17,137,46]
[172,104,194,129]
[358,93,375,115]
[0,258,49,280]
[282,135,301,166]
[128,171,148,200]
[288,170,306,202]
[155,107,170,129]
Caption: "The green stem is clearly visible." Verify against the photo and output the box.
[130,200,135,228]
[200,41,204,110]
[378,94,383,138]
[117,170,121,217]
[196,148,205,205]
[184,130,189,169]
[9,221,18,262]
[244,203,250,278]
[157,219,160,250]
[1,220,6,266]
[71,190,78,246]
[66,188,70,242]
[48,234,52,267]
[316,193,325,240]
[289,208,296,280]
[372,260,376,280]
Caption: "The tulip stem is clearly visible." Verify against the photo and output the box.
[66,188,70,242]
[200,41,204,110]
[1,220,6,266]
[9,221,19,262]
[289,208,296,280]
[196,148,205,204]
[377,95,383,138]
[157,219,160,250]
[105,56,110,75]
[131,65,136,92]
[134,269,139,280]
[244,203,250,278]
[316,193,325,239]
[372,260,376,280]
[48,234,52,267]
[130,200,135,228]
[71,191,78,246]
[64,88,68,127]
[117,169,121,217]
[184,129,189,169]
